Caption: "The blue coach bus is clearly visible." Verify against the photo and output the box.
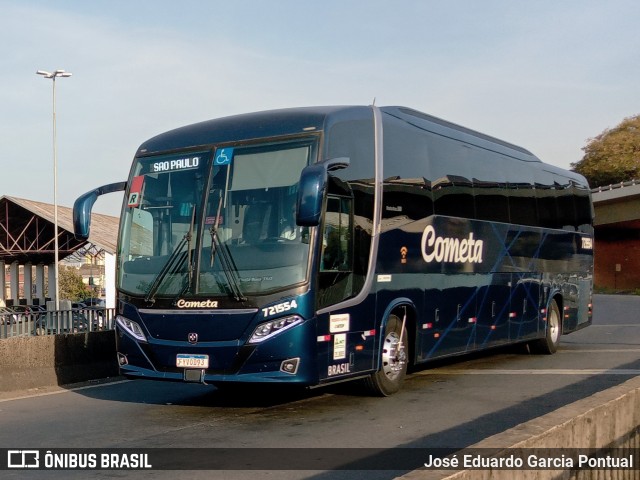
[74,106,593,395]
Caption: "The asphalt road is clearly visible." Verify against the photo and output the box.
[1,294,639,480]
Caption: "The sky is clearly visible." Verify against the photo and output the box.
[1,0,639,216]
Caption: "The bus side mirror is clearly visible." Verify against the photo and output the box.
[296,157,349,226]
[73,181,127,240]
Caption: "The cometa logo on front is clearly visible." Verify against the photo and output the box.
[176,299,219,308]
[421,225,484,264]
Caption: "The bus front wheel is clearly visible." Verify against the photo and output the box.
[530,298,561,354]
[363,314,408,396]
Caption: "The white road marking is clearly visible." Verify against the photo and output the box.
[559,349,640,353]
[0,379,132,403]
[590,325,640,328]
[416,369,640,376]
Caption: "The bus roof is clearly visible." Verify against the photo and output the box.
[381,106,541,163]
[137,105,541,165]
[136,106,371,155]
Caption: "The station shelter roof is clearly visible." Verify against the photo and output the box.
[0,196,119,265]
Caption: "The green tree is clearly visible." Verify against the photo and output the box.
[571,114,640,188]
[59,266,91,301]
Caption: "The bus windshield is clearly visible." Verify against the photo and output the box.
[118,140,315,299]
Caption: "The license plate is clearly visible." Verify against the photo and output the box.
[176,354,209,369]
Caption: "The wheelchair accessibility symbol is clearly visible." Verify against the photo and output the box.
[215,148,233,165]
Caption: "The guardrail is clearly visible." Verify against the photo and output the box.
[0,308,116,339]
[592,179,640,193]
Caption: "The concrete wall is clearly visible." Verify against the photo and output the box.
[0,331,118,393]
[400,376,640,480]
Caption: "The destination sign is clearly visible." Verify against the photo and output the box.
[137,152,209,175]
[151,156,200,173]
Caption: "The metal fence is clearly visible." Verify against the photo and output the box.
[592,178,640,192]
[0,308,116,339]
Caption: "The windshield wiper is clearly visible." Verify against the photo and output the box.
[145,205,196,304]
[209,191,224,269]
[209,192,246,302]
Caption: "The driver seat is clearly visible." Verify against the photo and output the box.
[243,204,270,243]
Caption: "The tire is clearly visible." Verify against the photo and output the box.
[363,314,408,396]
[530,298,562,354]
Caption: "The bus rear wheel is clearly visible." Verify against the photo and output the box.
[363,314,408,396]
[530,298,561,354]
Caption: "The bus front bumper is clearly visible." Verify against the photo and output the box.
[115,319,318,386]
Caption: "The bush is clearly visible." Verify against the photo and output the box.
[58,266,92,301]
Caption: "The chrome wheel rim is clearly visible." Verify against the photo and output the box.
[549,306,560,344]
[381,330,406,380]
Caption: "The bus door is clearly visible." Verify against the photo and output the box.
[316,194,377,382]
[476,273,511,348]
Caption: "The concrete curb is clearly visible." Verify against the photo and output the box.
[397,375,640,479]
[0,330,119,393]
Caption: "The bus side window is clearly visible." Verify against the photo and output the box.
[535,170,558,229]
[317,194,355,309]
[321,196,353,272]
[574,183,593,233]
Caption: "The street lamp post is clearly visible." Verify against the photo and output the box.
[36,69,72,311]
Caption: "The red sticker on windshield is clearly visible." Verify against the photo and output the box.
[128,176,145,207]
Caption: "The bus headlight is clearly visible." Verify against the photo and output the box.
[248,315,303,344]
[116,315,148,342]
